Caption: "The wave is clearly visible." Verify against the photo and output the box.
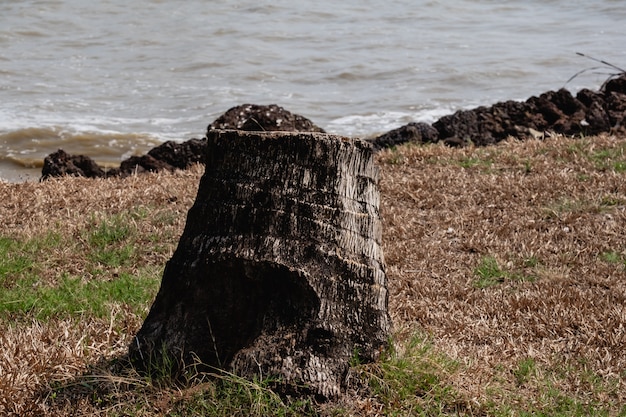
[0,126,164,171]
[326,107,460,138]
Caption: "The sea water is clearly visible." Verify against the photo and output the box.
[1,0,624,181]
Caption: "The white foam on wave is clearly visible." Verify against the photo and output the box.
[0,110,200,144]
[0,109,25,133]
[326,106,458,138]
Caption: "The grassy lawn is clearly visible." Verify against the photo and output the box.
[1,134,625,416]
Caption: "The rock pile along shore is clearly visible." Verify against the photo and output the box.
[41,74,626,180]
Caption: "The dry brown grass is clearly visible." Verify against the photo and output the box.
[1,135,625,415]
[379,134,626,410]
[0,163,202,239]
[0,166,203,416]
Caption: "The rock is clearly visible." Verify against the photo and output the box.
[41,149,105,180]
[605,92,626,130]
[576,89,611,134]
[130,130,391,399]
[147,138,207,170]
[427,74,626,146]
[107,139,209,177]
[370,122,439,150]
[430,100,531,147]
[207,104,326,133]
[603,75,626,95]
[41,104,325,180]
[40,74,626,179]
[433,108,480,146]
[584,99,612,133]
[40,139,207,180]
[442,136,467,147]
[111,154,172,177]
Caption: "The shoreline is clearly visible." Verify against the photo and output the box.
[3,72,626,182]
[0,163,40,183]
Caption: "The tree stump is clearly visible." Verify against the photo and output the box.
[129,130,391,398]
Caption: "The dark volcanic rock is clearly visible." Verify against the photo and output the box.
[111,154,172,177]
[41,149,105,180]
[147,138,207,169]
[40,76,626,178]
[368,73,626,150]
[40,104,325,180]
[605,91,626,130]
[106,139,209,177]
[432,92,588,147]
[207,104,326,134]
[370,122,439,150]
[603,75,626,95]
[426,74,626,147]
[576,89,611,133]
[432,100,531,147]
[41,138,207,180]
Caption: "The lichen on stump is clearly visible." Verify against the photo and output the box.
[130,130,391,398]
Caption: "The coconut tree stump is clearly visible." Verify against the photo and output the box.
[130,130,391,398]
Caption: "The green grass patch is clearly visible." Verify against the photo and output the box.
[385,146,406,165]
[0,231,65,286]
[600,251,624,264]
[605,158,626,173]
[513,357,537,386]
[0,236,34,285]
[458,156,494,170]
[599,194,625,207]
[541,196,617,219]
[565,138,593,157]
[590,146,626,172]
[543,194,624,221]
[49,363,321,417]
[0,211,172,321]
[544,197,586,217]
[455,148,499,171]
[486,357,625,417]
[474,256,507,288]
[519,388,610,417]
[566,139,626,172]
[169,372,319,417]
[88,243,136,269]
[561,139,626,174]
[361,334,459,416]
[43,329,625,416]
[523,256,540,268]
[473,256,537,289]
[0,268,161,319]
[599,250,626,271]
[86,215,137,268]
[88,215,132,247]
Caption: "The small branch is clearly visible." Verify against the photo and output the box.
[564,52,625,89]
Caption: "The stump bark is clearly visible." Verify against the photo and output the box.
[130,130,391,398]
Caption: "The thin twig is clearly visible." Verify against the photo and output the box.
[576,52,626,73]
[206,316,222,368]
[565,52,625,89]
